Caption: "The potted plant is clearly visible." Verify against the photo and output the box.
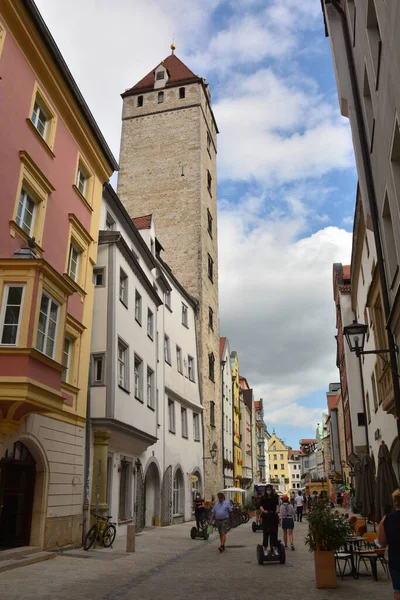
[305,499,352,589]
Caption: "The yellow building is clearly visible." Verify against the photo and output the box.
[268,432,290,494]
[231,352,242,501]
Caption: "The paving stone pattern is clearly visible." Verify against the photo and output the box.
[0,520,393,599]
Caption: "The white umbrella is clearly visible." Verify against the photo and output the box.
[220,487,245,493]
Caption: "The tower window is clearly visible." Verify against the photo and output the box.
[207,209,213,238]
[209,306,214,330]
[137,95,143,107]
[207,170,212,196]
[208,254,214,282]
[207,132,212,156]
[179,87,185,99]
[156,71,165,80]
[208,352,215,382]
[158,91,164,104]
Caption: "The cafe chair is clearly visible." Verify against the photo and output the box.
[335,551,353,579]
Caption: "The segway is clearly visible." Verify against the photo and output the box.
[256,541,286,565]
[252,521,263,532]
[190,515,210,541]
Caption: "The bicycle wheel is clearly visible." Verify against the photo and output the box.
[102,524,116,547]
[84,525,97,550]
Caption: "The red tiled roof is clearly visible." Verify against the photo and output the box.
[239,376,250,390]
[342,265,350,279]
[288,450,301,459]
[254,401,261,412]
[327,393,339,411]
[123,54,199,96]
[340,284,351,293]
[132,214,152,230]
[300,438,315,444]
[220,337,226,360]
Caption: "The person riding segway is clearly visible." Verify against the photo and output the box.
[260,484,280,557]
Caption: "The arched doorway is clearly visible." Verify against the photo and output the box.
[144,462,160,527]
[173,468,184,520]
[0,442,36,548]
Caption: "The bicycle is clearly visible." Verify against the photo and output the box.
[83,513,117,551]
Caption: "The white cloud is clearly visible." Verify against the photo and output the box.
[343,216,354,225]
[218,193,352,428]
[266,404,326,428]
[214,69,354,185]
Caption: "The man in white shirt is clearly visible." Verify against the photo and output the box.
[295,491,303,522]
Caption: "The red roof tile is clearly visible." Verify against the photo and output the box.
[288,450,301,459]
[239,376,250,390]
[123,54,199,96]
[132,214,152,230]
[343,265,350,279]
[219,337,226,359]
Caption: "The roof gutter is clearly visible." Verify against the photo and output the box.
[23,0,119,172]
[326,0,400,441]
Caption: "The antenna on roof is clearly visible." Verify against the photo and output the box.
[171,34,176,54]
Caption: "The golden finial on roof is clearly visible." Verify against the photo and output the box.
[171,35,176,54]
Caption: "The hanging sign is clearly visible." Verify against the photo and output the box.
[188,475,198,483]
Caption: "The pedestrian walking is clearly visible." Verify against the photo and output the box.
[210,492,232,553]
[378,488,400,600]
[290,492,296,518]
[259,484,280,557]
[295,490,303,522]
[280,494,296,550]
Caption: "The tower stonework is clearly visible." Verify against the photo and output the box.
[117,51,222,498]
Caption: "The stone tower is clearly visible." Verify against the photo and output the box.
[117,47,222,498]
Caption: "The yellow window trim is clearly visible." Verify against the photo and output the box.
[64,214,93,295]
[73,152,94,207]
[63,313,84,389]
[28,81,58,152]
[26,119,56,159]
[34,280,67,365]
[10,151,55,248]
[0,20,6,60]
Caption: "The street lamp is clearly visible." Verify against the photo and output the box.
[204,442,218,464]
[343,320,368,356]
[343,319,395,358]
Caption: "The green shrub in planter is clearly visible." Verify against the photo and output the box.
[305,498,352,551]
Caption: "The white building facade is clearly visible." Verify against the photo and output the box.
[288,451,302,493]
[90,184,203,536]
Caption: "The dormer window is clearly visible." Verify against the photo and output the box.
[156,71,165,80]
[179,87,185,99]
[158,91,164,104]
[137,95,143,107]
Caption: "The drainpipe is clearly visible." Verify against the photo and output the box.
[82,371,91,544]
[327,0,400,441]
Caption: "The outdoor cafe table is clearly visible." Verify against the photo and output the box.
[354,549,380,581]
[343,537,365,578]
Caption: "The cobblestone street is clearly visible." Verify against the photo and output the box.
[0,519,393,600]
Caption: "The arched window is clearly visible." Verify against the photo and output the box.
[208,352,215,381]
[137,95,143,107]
[158,91,164,104]
[179,87,185,99]
[173,469,184,515]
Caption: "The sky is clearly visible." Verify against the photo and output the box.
[35,0,357,448]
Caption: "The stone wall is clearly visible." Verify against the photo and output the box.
[118,79,222,498]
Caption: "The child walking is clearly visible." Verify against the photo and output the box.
[280,494,296,550]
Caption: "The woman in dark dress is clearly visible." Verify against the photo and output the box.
[378,488,400,600]
[259,484,280,556]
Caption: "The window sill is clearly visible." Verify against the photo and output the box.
[182,434,188,439]
[63,273,87,298]
[147,404,155,411]
[169,430,176,435]
[9,220,43,256]
[207,148,212,159]
[165,305,172,313]
[208,231,213,240]
[208,276,214,284]
[165,360,172,366]
[147,334,154,341]
[118,384,130,394]
[189,378,196,383]
[209,377,215,383]
[194,438,201,443]
[72,184,94,213]
[182,322,189,329]
[26,118,55,159]
[120,299,128,309]
[135,318,142,327]
[91,381,106,387]
[135,395,144,403]
[208,189,212,198]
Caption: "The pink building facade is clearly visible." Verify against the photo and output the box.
[0,0,117,550]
